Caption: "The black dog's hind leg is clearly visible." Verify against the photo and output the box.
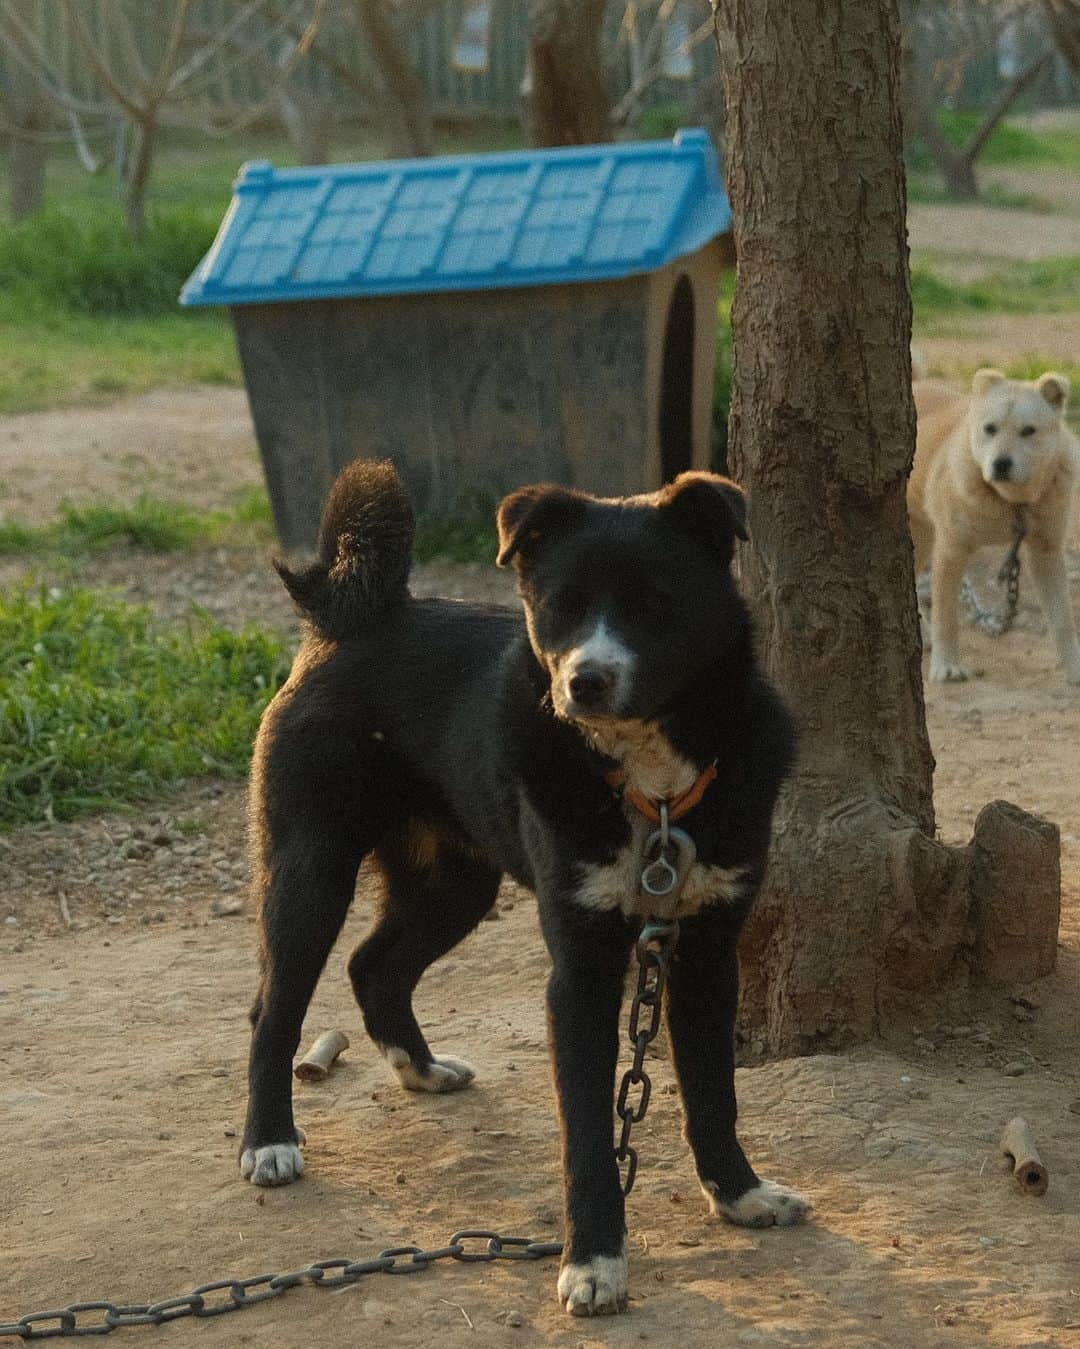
[349,835,500,1092]
[664,903,810,1227]
[540,901,634,1317]
[241,738,370,1186]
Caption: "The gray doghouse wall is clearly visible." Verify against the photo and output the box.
[232,239,722,553]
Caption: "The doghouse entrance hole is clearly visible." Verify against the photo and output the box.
[659,274,694,481]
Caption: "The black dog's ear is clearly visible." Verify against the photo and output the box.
[495,484,588,567]
[658,472,749,558]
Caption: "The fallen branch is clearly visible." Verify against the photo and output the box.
[1000,1116,1049,1196]
[295,1029,350,1081]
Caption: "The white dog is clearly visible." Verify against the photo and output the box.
[909,368,1080,684]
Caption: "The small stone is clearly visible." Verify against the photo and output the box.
[534,1207,556,1225]
[254,1193,265,1206]
[150,830,174,847]
[224,1127,237,1138]
[977,1236,998,1248]
[913,1037,935,1053]
[4,916,17,926]
[157,1131,174,1141]
[1011,1005,1035,1023]
[211,1067,229,1078]
[909,1089,930,1101]
[395,1171,406,1185]
[951,1026,973,1038]
[1069,1100,1080,1115]
[1002,1061,1026,1077]
[482,908,501,921]
[1010,990,1040,1011]
[504,1311,524,1327]
[210,896,244,918]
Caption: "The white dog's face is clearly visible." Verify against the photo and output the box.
[967,368,1070,505]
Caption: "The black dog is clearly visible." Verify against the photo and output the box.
[240,460,807,1316]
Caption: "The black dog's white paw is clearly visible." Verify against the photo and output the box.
[384,1047,476,1093]
[703,1178,810,1228]
[240,1127,307,1186]
[557,1250,628,1317]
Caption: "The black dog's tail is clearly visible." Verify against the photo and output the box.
[274,459,415,639]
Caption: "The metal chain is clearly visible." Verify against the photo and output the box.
[1,924,683,1338]
[959,507,1027,638]
[614,917,680,1196]
[0,1232,563,1340]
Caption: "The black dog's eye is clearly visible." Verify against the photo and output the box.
[1020,425,1036,437]
[984,423,998,436]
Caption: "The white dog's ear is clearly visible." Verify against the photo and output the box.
[1035,372,1069,411]
[971,368,1006,398]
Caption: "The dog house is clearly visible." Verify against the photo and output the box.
[181,129,732,553]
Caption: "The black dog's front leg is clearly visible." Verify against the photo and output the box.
[540,900,633,1316]
[665,905,810,1228]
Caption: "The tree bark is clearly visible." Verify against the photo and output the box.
[353,0,433,158]
[711,0,1059,1055]
[526,0,611,147]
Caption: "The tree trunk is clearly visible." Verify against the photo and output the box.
[276,86,330,165]
[711,0,1060,1055]
[124,117,157,241]
[353,0,433,158]
[5,59,49,221]
[526,0,611,147]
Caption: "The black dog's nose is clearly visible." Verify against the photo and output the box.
[992,455,1013,480]
[568,664,616,709]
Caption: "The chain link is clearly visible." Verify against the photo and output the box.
[2,919,682,1337]
[959,507,1026,638]
[614,918,679,1196]
[0,1233,564,1340]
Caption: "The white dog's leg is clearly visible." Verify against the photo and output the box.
[1027,546,1080,684]
[929,547,971,682]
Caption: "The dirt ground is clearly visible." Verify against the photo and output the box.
[3,178,1080,1342]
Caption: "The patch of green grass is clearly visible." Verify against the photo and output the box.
[907,114,1080,174]
[906,174,1054,212]
[940,113,1080,171]
[413,512,499,565]
[0,583,291,825]
[0,296,239,415]
[911,254,1080,319]
[0,205,220,317]
[0,491,273,558]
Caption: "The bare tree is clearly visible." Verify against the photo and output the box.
[903,0,1062,199]
[0,0,325,236]
[525,0,612,146]
[710,0,1059,1053]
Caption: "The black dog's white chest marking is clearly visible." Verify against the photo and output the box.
[572,720,753,918]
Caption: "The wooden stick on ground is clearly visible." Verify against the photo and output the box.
[294,1029,350,1082]
[1000,1116,1049,1196]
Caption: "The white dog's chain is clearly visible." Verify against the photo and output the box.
[959,507,1027,637]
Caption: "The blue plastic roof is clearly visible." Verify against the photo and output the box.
[180,129,731,307]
